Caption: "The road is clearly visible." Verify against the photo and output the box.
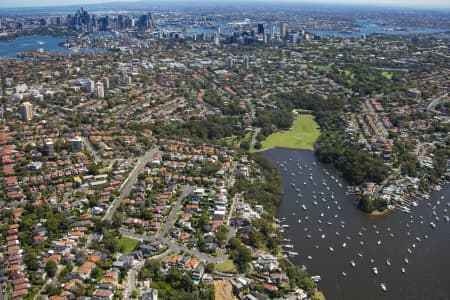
[427,93,448,111]
[82,137,102,163]
[103,147,159,221]
[159,186,194,237]
[120,229,226,264]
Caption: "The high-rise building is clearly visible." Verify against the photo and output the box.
[226,56,234,68]
[95,82,104,98]
[243,56,249,69]
[85,79,95,93]
[102,77,109,89]
[280,22,288,37]
[70,136,83,153]
[20,102,33,122]
[45,139,54,156]
[257,23,264,35]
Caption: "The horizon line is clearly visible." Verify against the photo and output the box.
[1,0,450,10]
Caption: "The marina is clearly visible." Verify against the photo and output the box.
[263,148,450,300]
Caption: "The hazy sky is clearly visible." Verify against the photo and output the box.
[0,0,449,8]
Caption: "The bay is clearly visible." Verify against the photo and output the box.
[262,147,450,300]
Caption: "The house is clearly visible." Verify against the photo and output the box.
[93,288,114,300]
[192,264,204,280]
[141,288,158,300]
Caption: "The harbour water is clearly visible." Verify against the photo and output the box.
[262,148,450,300]
[0,35,100,58]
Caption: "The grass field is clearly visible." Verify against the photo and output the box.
[117,236,139,254]
[315,64,332,72]
[260,114,320,151]
[216,258,237,273]
[381,71,393,80]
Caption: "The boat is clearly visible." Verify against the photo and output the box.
[328,247,334,252]
[298,219,301,223]
[404,258,409,264]
[342,243,347,248]
[386,259,391,267]
[358,253,363,258]
[401,267,406,273]
[342,272,347,276]
[301,205,307,210]
[321,234,326,239]
[282,244,294,248]
[372,267,378,275]
[407,248,412,254]
[430,222,436,228]
[311,275,321,282]
[288,251,298,256]
[377,240,381,245]
[370,259,374,263]
[350,260,356,267]
[281,224,290,228]
[307,256,313,260]
[380,283,387,291]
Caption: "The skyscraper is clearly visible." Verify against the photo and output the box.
[226,56,234,68]
[102,77,110,89]
[280,22,288,37]
[95,82,104,98]
[257,23,265,35]
[243,56,249,69]
[85,80,95,93]
[20,102,33,122]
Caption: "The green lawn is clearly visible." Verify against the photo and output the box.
[381,71,393,80]
[117,236,139,254]
[259,114,320,151]
[216,258,237,273]
[315,64,332,72]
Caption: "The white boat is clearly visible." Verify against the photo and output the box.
[328,247,334,252]
[282,244,294,248]
[342,243,347,248]
[298,219,301,223]
[373,267,378,275]
[401,267,406,273]
[288,251,298,256]
[321,234,326,239]
[377,240,381,245]
[386,259,391,267]
[350,260,356,267]
[301,205,307,210]
[358,253,363,258]
[311,275,321,282]
[430,222,436,228]
[380,283,387,291]
[407,248,412,254]
[342,272,347,276]
[404,258,409,264]
[307,256,313,260]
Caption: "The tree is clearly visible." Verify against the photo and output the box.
[215,225,229,247]
[45,260,57,278]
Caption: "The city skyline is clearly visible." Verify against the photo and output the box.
[1,0,450,9]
